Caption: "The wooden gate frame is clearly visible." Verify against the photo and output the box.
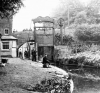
[32,16,55,61]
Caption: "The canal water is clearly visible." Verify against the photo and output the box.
[64,67,100,93]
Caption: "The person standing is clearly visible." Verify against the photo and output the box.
[19,51,22,59]
[42,54,50,68]
[33,50,36,61]
[31,49,36,61]
[24,50,28,58]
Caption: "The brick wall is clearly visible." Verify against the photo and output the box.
[0,18,12,35]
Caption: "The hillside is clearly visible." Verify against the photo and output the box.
[12,31,34,47]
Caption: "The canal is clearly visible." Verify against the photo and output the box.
[64,66,100,93]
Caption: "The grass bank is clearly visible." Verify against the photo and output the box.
[0,58,71,93]
[56,51,100,68]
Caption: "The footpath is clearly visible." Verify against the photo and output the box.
[0,58,70,93]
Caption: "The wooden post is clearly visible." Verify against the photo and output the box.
[0,34,2,63]
[58,18,64,45]
[0,38,1,63]
[53,22,55,64]
[53,23,55,47]
[34,23,38,61]
[60,26,63,45]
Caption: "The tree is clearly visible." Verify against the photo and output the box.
[54,33,61,45]
[74,24,100,42]
[53,0,84,26]
[63,35,74,45]
[0,0,23,18]
[74,11,87,24]
[54,0,100,27]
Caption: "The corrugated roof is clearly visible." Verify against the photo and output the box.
[1,35,17,40]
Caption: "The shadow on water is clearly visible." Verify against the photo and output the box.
[63,66,100,93]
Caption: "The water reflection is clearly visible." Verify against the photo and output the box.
[65,67,100,93]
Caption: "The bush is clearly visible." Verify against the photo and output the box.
[32,76,71,93]
[66,51,100,68]
[74,24,100,42]
[54,33,74,45]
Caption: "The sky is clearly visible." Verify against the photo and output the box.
[13,0,92,31]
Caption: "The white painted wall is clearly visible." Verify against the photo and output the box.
[1,40,17,57]
[12,40,17,57]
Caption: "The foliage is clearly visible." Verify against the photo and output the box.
[54,33,61,45]
[54,0,100,69]
[74,6,100,25]
[74,11,87,24]
[33,76,71,93]
[74,24,100,42]
[66,50,100,68]
[0,0,23,18]
[55,43,100,68]
[63,35,74,45]
[12,31,33,46]
[54,33,74,45]
[54,0,100,27]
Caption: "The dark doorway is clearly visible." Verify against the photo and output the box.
[38,46,54,61]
